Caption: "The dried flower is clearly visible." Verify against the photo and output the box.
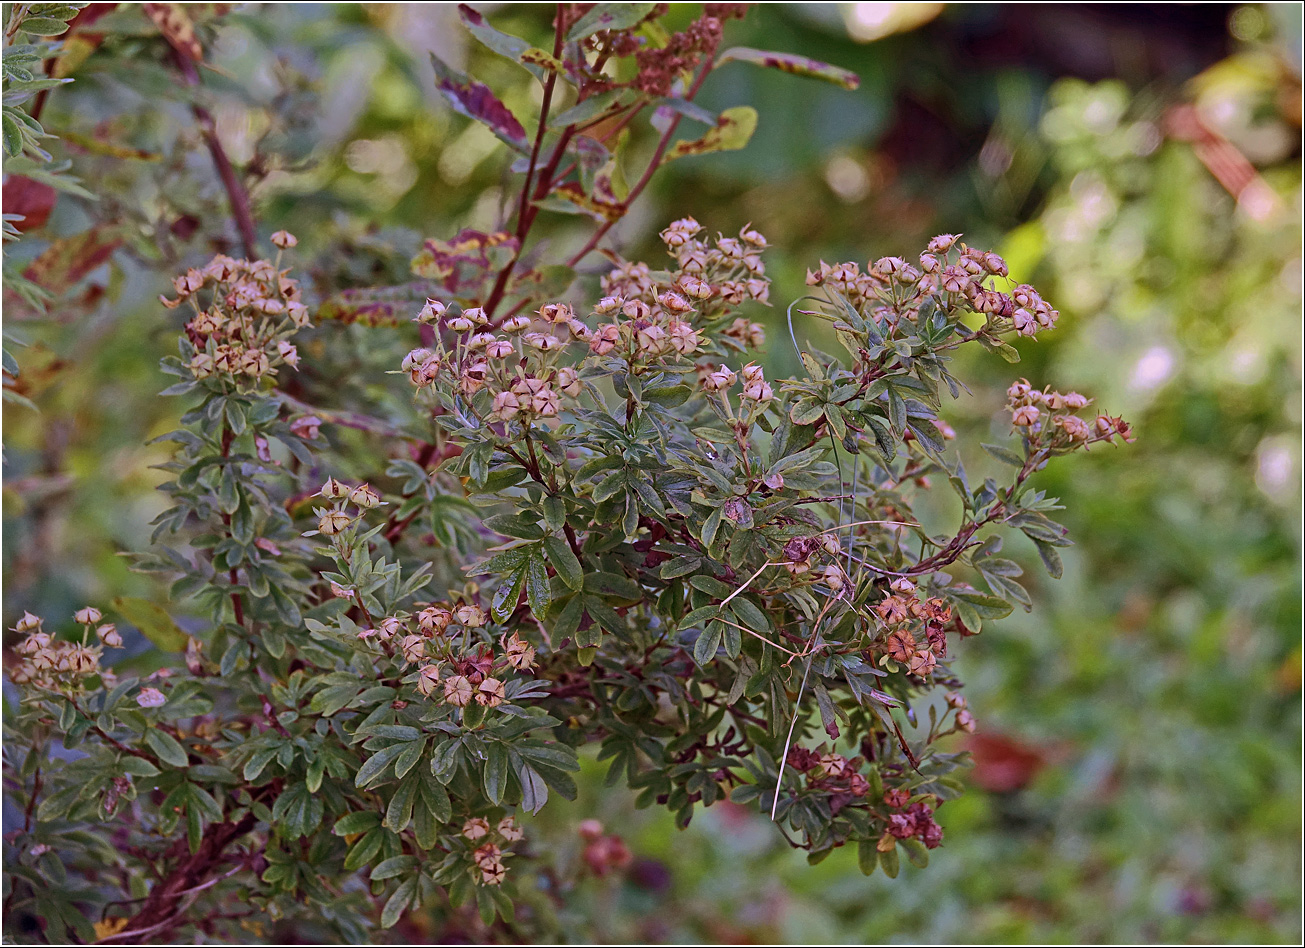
[417,664,442,697]
[136,687,166,708]
[443,675,473,707]
[348,483,382,509]
[318,510,353,535]
[74,607,103,626]
[476,677,505,708]
[1012,405,1041,427]
[400,635,427,664]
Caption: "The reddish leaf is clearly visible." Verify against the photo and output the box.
[2,176,57,232]
[429,54,527,151]
[547,182,622,222]
[410,230,519,294]
[143,3,203,63]
[962,732,1048,793]
[318,282,445,327]
[22,226,122,291]
[717,47,860,91]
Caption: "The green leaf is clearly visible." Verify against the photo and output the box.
[2,113,24,157]
[982,442,1025,467]
[356,744,408,789]
[482,743,509,804]
[333,811,382,836]
[385,777,418,832]
[693,623,723,665]
[857,839,879,876]
[1033,539,1064,579]
[17,16,72,36]
[525,550,554,617]
[880,843,900,878]
[393,738,426,780]
[492,566,527,623]
[343,828,385,871]
[949,590,1013,620]
[566,2,658,40]
[381,877,418,928]
[144,729,189,768]
[582,571,642,602]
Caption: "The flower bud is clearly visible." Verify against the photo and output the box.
[400,635,426,664]
[349,483,381,509]
[462,816,491,840]
[98,625,123,648]
[1012,405,1040,427]
[492,391,521,420]
[538,303,575,324]
[74,607,102,626]
[555,367,583,398]
[416,299,446,324]
[136,687,166,708]
[702,367,736,392]
[501,315,532,334]
[417,664,442,697]
[679,276,713,300]
[270,230,298,249]
[319,477,349,499]
[593,296,623,316]
[318,509,353,535]
[455,604,488,628]
[444,675,473,707]
[476,677,505,707]
[589,324,621,356]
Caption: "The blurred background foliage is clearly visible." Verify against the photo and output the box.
[3,2,1300,943]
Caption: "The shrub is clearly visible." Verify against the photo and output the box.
[2,4,1130,942]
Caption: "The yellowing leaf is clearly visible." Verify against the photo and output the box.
[661,106,758,165]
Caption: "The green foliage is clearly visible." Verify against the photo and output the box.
[2,3,1298,945]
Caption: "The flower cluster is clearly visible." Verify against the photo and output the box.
[355,596,535,713]
[166,234,311,388]
[577,819,634,877]
[7,608,119,692]
[785,746,873,809]
[1006,378,1135,448]
[573,5,746,99]
[874,578,955,680]
[806,234,1058,344]
[461,815,524,886]
[652,217,770,309]
[881,788,945,850]
[404,299,587,423]
[402,222,773,433]
[308,476,385,539]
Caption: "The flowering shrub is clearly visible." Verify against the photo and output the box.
[2,4,1131,943]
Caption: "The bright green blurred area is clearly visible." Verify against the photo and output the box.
[3,3,1300,943]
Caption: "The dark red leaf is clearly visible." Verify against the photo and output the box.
[2,176,57,232]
